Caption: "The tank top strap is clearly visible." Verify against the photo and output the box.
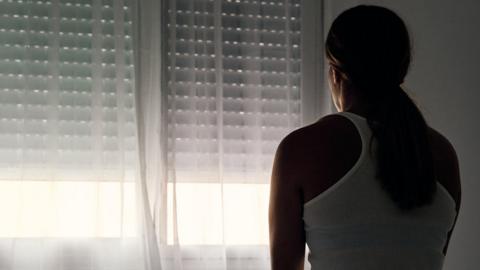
[332,111,372,145]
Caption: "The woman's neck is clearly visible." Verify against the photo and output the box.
[340,96,370,118]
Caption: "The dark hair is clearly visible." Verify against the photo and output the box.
[326,5,436,211]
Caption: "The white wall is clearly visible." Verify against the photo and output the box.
[323,1,480,269]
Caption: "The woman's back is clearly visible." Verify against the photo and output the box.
[298,112,460,269]
[268,5,461,270]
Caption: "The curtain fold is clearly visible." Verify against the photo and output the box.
[132,0,179,268]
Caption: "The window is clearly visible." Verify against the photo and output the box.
[166,0,302,245]
[0,0,324,268]
[0,0,138,238]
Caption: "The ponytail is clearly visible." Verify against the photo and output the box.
[367,85,437,211]
[326,5,437,211]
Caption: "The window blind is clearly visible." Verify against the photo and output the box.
[167,0,302,183]
[0,0,136,181]
[0,0,138,238]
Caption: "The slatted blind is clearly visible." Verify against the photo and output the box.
[0,0,137,181]
[167,0,302,183]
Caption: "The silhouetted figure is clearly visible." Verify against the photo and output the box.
[269,5,461,270]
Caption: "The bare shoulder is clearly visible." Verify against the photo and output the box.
[276,114,359,166]
[427,127,462,207]
[281,113,358,148]
[275,114,362,201]
[427,127,459,173]
[427,127,457,157]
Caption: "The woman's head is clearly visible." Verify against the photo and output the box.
[325,5,437,211]
[326,5,411,111]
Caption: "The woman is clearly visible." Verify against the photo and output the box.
[269,5,461,270]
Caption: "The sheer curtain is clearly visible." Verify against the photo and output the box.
[167,0,301,267]
[0,0,325,269]
[134,0,317,269]
[0,0,152,269]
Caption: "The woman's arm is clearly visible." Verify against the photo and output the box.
[269,134,306,270]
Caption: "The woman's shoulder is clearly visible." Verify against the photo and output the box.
[287,113,357,140]
[427,127,461,208]
[278,113,362,174]
[278,113,360,158]
[278,113,362,203]
[427,127,457,156]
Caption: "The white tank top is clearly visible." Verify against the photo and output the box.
[303,111,457,270]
